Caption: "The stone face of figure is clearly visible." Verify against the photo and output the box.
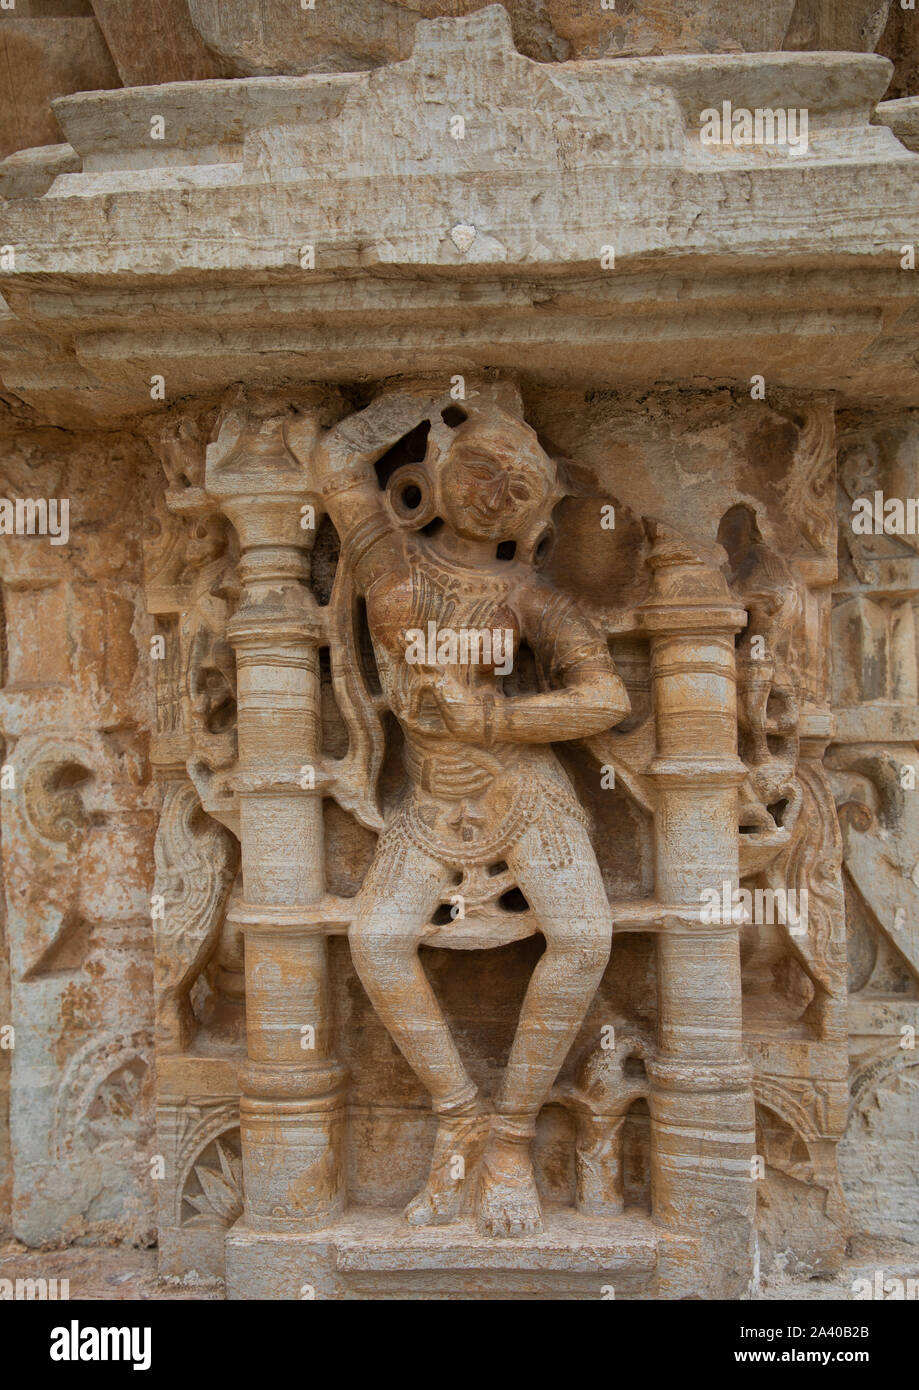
[303,391,630,1236]
[435,417,554,543]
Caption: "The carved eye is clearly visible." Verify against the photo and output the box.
[510,483,531,502]
[400,484,422,511]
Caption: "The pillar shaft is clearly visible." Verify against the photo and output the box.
[208,418,346,1235]
[640,535,756,1292]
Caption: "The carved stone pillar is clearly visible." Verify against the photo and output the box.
[206,400,346,1234]
[640,523,756,1296]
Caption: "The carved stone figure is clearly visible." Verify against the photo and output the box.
[3,0,919,1306]
[289,389,630,1235]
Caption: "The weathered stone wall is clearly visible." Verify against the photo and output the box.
[830,408,919,1257]
[0,0,917,1300]
[0,404,160,1244]
[0,842,10,1238]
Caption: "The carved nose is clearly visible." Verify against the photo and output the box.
[483,473,508,510]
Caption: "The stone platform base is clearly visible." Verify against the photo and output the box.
[225,1208,700,1300]
[159,1223,228,1283]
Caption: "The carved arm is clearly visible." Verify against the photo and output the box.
[435,580,630,745]
[286,392,437,591]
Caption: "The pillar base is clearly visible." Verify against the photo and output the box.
[239,1089,346,1233]
[225,1208,701,1300]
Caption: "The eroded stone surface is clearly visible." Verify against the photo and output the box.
[0,12,916,428]
[0,2,917,1301]
[0,15,120,159]
[182,0,895,75]
[0,413,160,1244]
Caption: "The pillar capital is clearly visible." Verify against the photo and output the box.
[638,516,748,636]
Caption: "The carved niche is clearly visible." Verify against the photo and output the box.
[142,378,858,1297]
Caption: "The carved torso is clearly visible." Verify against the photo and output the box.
[365,534,594,867]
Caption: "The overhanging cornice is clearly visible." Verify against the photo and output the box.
[1,5,917,423]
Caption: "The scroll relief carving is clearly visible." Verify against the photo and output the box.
[144,414,242,1053]
[153,781,237,1053]
[720,502,847,1036]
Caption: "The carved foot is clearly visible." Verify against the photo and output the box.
[475,1134,543,1238]
[403,1106,487,1227]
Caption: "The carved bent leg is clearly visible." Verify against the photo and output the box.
[478,814,614,1237]
[349,833,485,1226]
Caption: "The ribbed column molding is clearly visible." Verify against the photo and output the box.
[206,399,346,1234]
[639,523,755,1290]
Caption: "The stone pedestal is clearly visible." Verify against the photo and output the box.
[226,1210,699,1301]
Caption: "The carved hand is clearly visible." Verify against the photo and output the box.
[431,676,496,744]
[429,667,629,747]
